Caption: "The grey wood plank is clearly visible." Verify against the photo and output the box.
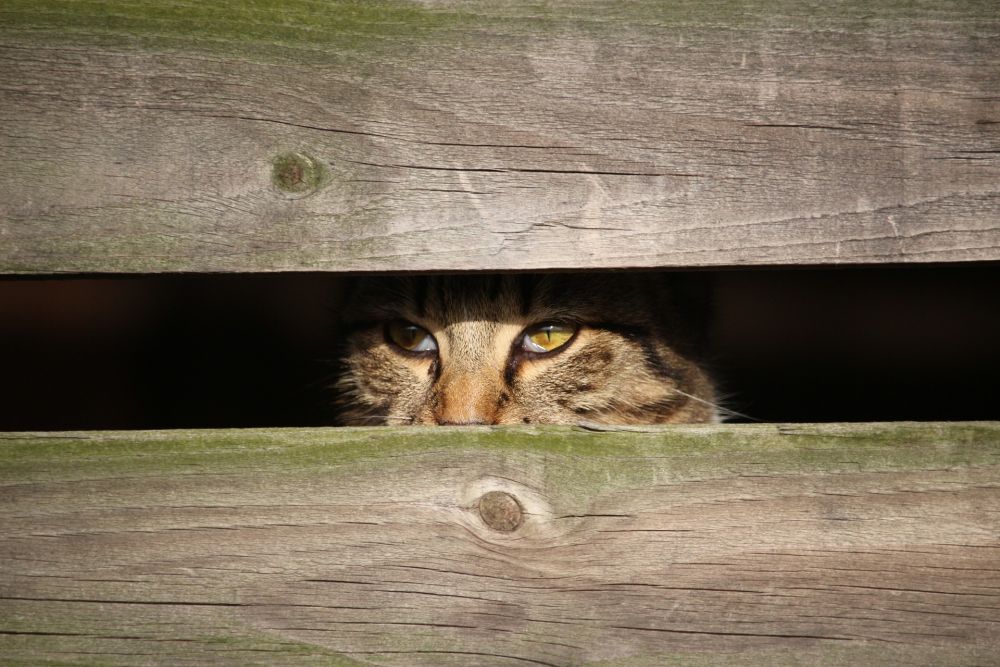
[1,422,999,665]
[1,1,998,273]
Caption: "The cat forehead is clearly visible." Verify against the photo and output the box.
[353,276,547,321]
[346,274,660,325]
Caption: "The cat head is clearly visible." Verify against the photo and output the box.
[332,274,717,425]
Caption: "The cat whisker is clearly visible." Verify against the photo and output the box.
[343,414,416,425]
[671,387,759,423]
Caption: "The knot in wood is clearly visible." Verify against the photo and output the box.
[478,491,523,533]
[271,151,324,196]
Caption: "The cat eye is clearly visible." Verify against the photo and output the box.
[386,320,438,354]
[521,323,577,354]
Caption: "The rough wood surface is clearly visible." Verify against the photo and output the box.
[2,422,999,665]
[1,1,998,274]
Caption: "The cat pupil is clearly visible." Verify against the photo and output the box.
[525,324,573,353]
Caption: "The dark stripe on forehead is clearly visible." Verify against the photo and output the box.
[486,275,503,302]
[436,276,448,313]
[436,275,505,318]
[342,277,409,323]
[414,277,429,318]
[518,275,538,317]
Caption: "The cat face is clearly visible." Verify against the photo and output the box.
[333,274,716,425]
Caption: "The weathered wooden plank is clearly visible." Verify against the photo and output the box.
[1,1,998,273]
[1,422,998,665]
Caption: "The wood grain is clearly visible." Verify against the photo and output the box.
[2,422,999,665]
[1,1,998,274]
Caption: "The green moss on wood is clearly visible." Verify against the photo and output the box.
[1,0,466,59]
[2,422,998,487]
[3,0,995,61]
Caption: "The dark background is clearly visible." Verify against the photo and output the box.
[1,265,997,430]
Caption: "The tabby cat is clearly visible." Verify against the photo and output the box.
[333,274,717,425]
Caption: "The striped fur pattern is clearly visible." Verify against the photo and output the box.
[333,274,717,425]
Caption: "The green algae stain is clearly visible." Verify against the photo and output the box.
[7,0,994,60]
[2,423,998,487]
[1,0,466,59]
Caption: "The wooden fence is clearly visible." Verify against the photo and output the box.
[1,0,998,273]
[3,423,1000,666]
[1,1,999,665]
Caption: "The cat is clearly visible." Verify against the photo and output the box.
[332,274,718,425]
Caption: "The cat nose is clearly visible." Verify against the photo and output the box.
[433,373,500,425]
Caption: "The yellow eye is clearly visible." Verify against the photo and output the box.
[387,320,437,353]
[523,323,577,354]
